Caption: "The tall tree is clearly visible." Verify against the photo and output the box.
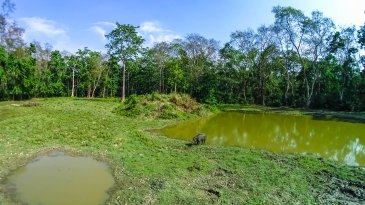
[105,23,144,102]
[48,50,67,96]
[230,29,257,103]
[329,27,359,105]
[273,6,334,108]
[182,33,219,98]
[65,54,77,97]
[151,42,170,93]
[88,51,106,97]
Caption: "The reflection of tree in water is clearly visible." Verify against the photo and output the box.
[340,138,365,166]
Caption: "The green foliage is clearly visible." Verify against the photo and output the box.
[105,23,144,61]
[1,1,365,111]
[115,93,212,119]
[358,23,365,49]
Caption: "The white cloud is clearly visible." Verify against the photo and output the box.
[19,17,112,53]
[90,21,115,42]
[139,21,181,47]
[148,33,182,45]
[95,21,116,28]
[140,21,166,33]
[89,20,180,48]
[18,16,80,52]
[20,17,67,37]
[19,18,181,52]
[90,26,107,41]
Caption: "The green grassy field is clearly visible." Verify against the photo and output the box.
[0,98,364,204]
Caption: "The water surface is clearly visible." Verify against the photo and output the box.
[6,151,114,205]
[160,112,365,166]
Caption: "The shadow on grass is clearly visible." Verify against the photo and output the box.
[185,142,209,148]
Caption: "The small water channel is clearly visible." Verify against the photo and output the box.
[159,112,365,166]
[5,151,114,205]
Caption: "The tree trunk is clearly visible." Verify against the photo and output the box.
[102,86,106,98]
[305,68,318,109]
[122,63,126,102]
[285,70,290,106]
[159,66,162,93]
[127,70,130,96]
[71,67,75,97]
[262,81,266,106]
[92,83,96,98]
[242,76,247,103]
[304,78,310,108]
[87,86,91,98]
[339,89,344,102]
[92,71,103,98]
[162,67,164,93]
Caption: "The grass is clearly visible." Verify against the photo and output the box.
[0,97,364,204]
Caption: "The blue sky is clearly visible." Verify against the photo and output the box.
[10,0,365,53]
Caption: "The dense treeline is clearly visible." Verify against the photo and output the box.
[1,1,365,110]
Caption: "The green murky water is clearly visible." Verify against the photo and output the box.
[160,112,365,166]
[6,151,114,205]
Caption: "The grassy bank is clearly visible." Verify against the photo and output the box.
[0,98,364,204]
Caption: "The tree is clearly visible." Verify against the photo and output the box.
[182,33,219,98]
[75,47,95,97]
[358,21,365,49]
[65,54,77,97]
[5,47,35,100]
[273,25,301,106]
[151,42,170,93]
[229,26,281,106]
[165,41,185,93]
[48,50,67,96]
[0,46,7,100]
[88,51,106,97]
[32,42,52,97]
[0,0,24,51]
[273,6,334,108]
[105,23,144,102]
[230,29,257,103]
[329,27,359,106]
[219,43,242,103]
[254,25,278,106]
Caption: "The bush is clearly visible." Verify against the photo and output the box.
[115,93,212,120]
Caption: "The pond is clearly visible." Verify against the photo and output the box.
[5,151,114,205]
[159,112,365,166]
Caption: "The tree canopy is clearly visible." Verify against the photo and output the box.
[1,1,365,111]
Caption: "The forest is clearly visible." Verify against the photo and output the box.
[1,1,365,111]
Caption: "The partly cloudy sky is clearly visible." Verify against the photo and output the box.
[139,21,181,47]
[10,0,365,53]
[19,17,77,52]
[19,16,182,52]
